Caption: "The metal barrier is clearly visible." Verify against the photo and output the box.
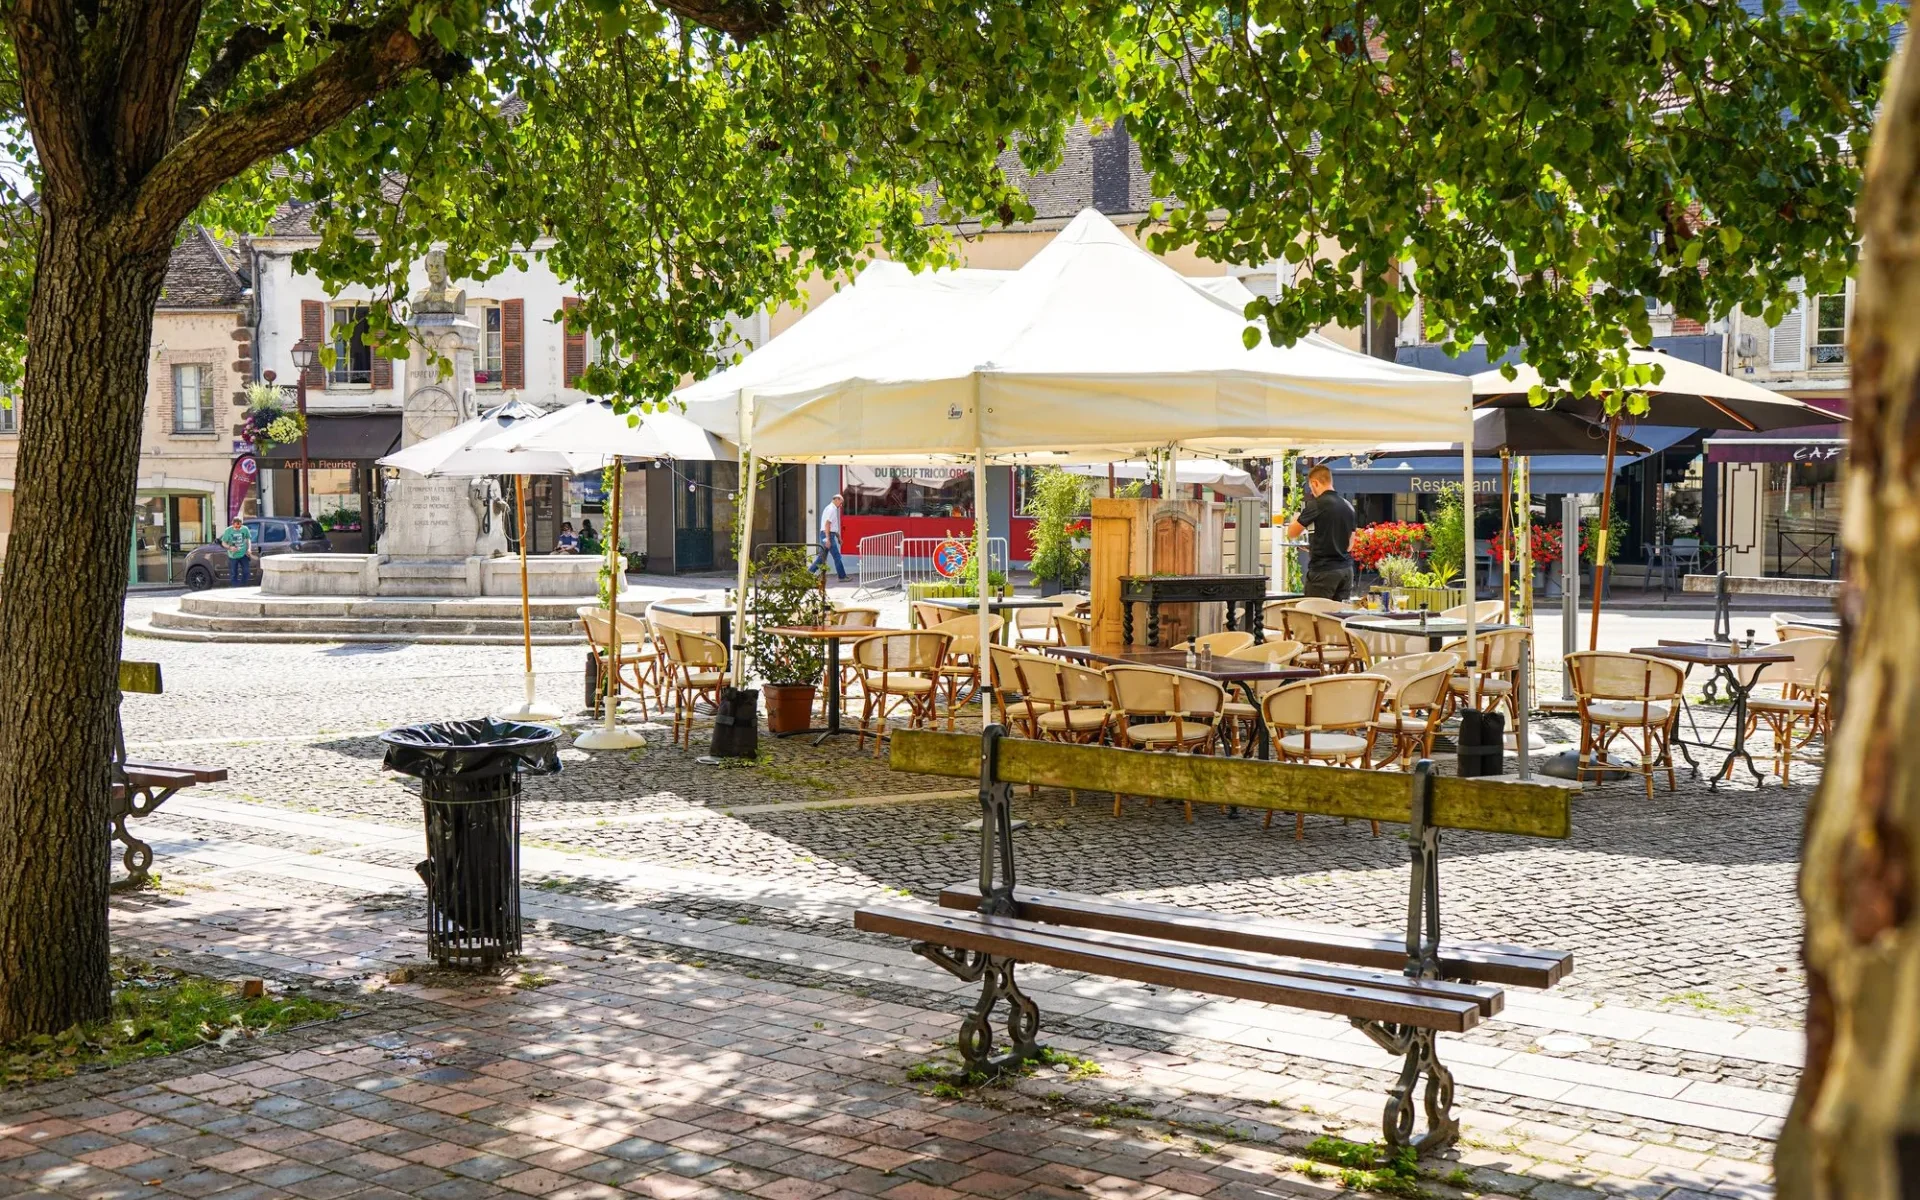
[904,536,1007,588]
[855,531,905,597]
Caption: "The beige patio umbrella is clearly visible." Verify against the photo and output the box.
[1471,350,1844,648]
[378,399,599,721]
[493,400,732,750]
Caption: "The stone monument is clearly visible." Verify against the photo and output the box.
[382,252,483,559]
[257,248,599,602]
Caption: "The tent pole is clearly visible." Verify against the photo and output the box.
[734,389,756,690]
[973,377,991,705]
[605,460,623,724]
[1500,450,1512,624]
[1462,428,1478,707]
[1589,413,1621,651]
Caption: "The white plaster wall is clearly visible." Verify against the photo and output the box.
[253,242,596,415]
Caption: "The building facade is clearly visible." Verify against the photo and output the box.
[0,227,253,585]
[1714,282,1851,578]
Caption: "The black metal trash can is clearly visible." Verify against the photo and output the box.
[380,719,562,968]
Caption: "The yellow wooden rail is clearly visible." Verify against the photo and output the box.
[118,661,163,695]
[890,729,1571,839]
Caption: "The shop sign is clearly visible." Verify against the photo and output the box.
[1409,476,1500,494]
[1792,445,1843,462]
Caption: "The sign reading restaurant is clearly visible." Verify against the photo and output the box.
[1409,476,1500,494]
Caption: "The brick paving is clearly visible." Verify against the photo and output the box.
[31,594,1820,1199]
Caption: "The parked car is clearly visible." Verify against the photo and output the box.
[182,517,331,589]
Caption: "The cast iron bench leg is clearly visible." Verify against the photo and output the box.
[913,944,1041,1075]
[111,783,180,891]
[1353,1020,1459,1153]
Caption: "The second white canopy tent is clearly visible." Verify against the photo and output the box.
[676,208,1479,691]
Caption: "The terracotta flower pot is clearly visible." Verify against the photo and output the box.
[763,683,817,735]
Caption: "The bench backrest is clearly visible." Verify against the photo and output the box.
[119,661,163,695]
[888,728,1571,838]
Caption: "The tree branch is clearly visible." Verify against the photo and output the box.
[104,0,208,183]
[129,6,464,244]
[6,0,91,201]
[174,23,288,142]
[655,0,787,41]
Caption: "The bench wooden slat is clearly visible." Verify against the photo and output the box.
[947,905,1504,1017]
[119,661,163,694]
[940,883,1571,989]
[891,730,1571,838]
[856,905,1485,1032]
[122,765,202,789]
[123,759,227,784]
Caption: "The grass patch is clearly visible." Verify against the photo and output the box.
[903,1046,1102,1095]
[1662,990,1755,1017]
[0,959,344,1088]
[1301,1136,1426,1198]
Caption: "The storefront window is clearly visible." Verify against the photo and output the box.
[1764,453,1844,577]
[132,493,212,583]
[842,466,974,518]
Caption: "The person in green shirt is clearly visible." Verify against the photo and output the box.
[218,518,255,587]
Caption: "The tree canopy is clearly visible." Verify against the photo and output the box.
[1106,0,1902,402]
[0,0,1114,395]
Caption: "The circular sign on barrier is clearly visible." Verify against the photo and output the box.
[931,538,972,578]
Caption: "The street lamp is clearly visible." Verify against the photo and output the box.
[289,340,317,516]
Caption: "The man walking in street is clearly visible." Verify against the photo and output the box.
[813,491,848,581]
[219,517,255,588]
[1286,464,1358,600]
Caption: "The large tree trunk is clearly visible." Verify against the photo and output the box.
[0,205,172,1039]
[1775,38,1920,1200]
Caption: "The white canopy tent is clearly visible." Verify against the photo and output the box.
[1061,457,1262,501]
[675,208,1480,714]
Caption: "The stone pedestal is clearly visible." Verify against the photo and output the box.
[262,552,599,597]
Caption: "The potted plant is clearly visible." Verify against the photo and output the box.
[746,545,832,733]
[1023,467,1094,596]
[1376,554,1418,609]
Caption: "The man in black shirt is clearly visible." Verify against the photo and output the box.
[1286,464,1358,600]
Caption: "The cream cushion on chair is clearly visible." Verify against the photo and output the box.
[1276,731,1370,757]
[1585,699,1673,723]
[1038,708,1111,734]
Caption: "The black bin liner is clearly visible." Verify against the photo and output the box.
[381,720,562,967]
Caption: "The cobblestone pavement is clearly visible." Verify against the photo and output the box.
[76,596,1816,1198]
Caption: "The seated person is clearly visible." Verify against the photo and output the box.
[555,522,579,553]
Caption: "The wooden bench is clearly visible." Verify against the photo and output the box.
[113,661,227,888]
[854,727,1573,1154]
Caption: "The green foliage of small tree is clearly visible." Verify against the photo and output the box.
[1023,468,1094,587]
[747,546,831,687]
[1422,483,1468,586]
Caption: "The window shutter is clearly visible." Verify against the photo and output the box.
[300,300,327,387]
[562,297,585,386]
[371,354,392,390]
[502,298,525,390]
[1769,281,1806,369]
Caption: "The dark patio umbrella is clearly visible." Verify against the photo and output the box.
[1471,350,1844,648]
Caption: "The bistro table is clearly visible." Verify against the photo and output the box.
[919,595,1066,644]
[1120,574,1270,647]
[1344,614,1524,654]
[1631,640,1794,788]
[761,625,907,744]
[1771,614,1843,634]
[1051,644,1317,761]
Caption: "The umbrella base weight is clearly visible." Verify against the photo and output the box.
[711,688,761,759]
